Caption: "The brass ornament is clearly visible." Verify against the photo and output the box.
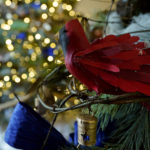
[77,114,98,146]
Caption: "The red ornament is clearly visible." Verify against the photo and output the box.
[59,19,150,96]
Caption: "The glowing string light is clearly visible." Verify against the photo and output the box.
[41,4,47,10]
[47,56,54,62]
[4,76,10,82]
[0,81,4,88]
[53,1,58,7]
[49,7,55,13]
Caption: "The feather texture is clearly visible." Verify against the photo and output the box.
[59,19,150,96]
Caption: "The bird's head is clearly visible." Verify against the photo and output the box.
[59,26,69,57]
[59,19,89,56]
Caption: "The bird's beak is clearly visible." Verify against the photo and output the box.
[54,32,59,43]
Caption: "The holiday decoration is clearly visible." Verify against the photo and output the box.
[59,19,150,96]
[77,114,97,146]
[0,0,76,111]
[69,116,116,148]
[5,102,71,150]
[1,0,150,150]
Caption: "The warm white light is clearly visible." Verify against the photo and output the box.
[7,44,14,51]
[0,92,2,97]
[0,81,4,88]
[15,77,21,83]
[6,39,12,45]
[1,24,10,30]
[7,61,13,67]
[35,33,41,40]
[4,76,10,82]
[6,82,11,88]
[11,69,17,74]
[54,96,58,102]
[25,0,32,4]
[9,93,14,99]
[28,35,34,41]
[53,49,59,55]
[29,71,35,78]
[5,0,11,6]
[47,56,54,62]
[41,4,47,10]
[56,60,62,64]
[74,99,80,105]
[66,5,72,11]
[50,43,56,48]
[21,73,27,79]
[44,38,50,44]
[7,19,13,25]
[53,1,58,7]
[42,13,48,20]
[31,27,37,32]
[43,62,48,67]
[79,84,84,90]
[69,10,75,16]
[49,7,55,13]
[24,17,30,23]
[62,3,67,9]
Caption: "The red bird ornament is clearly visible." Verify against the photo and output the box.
[59,19,150,96]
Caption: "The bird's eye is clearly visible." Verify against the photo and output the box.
[64,29,68,33]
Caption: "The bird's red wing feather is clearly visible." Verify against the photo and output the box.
[78,58,120,72]
[74,34,150,95]
[75,34,139,57]
[98,70,150,95]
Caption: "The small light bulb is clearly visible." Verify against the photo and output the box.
[7,61,13,67]
[47,56,54,62]
[53,49,59,55]
[69,10,75,16]
[0,81,4,88]
[50,43,56,48]
[42,13,48,20]
[6,82,11,88]
[7,19,13,25]
[7,44,14,51]
[62,3,67,9]
[11,69,17,74]
[41,4,47,10]
[5,0,11,6]
[66,5,72,11]
[21,73,27,79]
[9,93,14,99]
[35,33,41,40]
[29,71,35,78]
[44,38,50,44]
[1,24,11,30]
[53,1,58,7]
[31,27,37,33]
[0,91,3,97]
[49,7,55,13]
[43,62,48,67]
[15,77,21,83]
[24,17,30,23]
[6,39,12,45]
[28,35,34,41]
[4,76,10,82]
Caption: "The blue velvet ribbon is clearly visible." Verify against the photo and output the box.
[5,102,70,150]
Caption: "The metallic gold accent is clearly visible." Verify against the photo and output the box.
[77,114,97,146]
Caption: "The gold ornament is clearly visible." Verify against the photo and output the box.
[77,114,97,146]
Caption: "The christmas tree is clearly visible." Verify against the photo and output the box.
[1,0,150,150]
